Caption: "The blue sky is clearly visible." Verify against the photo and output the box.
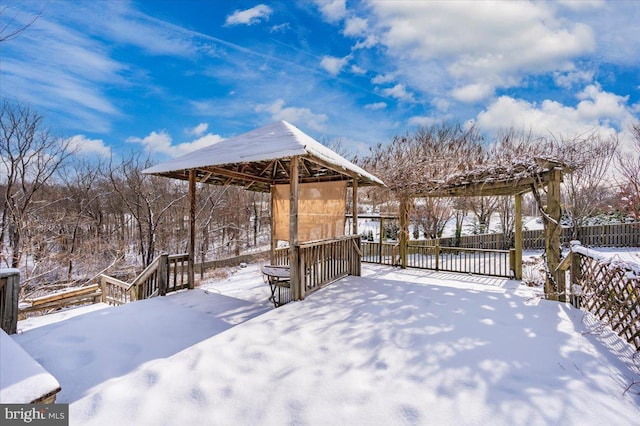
[1,0,639,160]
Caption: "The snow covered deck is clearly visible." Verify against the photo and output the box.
[0,328,60,403]
[9,264,640,425]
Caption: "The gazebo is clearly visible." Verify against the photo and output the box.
[143,120,385,301]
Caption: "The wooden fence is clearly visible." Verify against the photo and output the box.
[361,241,514,278]
[560,244,640,351]
[432,222,640,250]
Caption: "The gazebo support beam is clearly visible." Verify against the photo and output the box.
[188,169,196,290]
[352,178,358,235]
[289,156,301,301]
[270,185,276,264]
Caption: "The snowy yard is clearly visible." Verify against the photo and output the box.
[11,263,640,425]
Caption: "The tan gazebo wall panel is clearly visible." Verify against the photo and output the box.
[273,181,347,243]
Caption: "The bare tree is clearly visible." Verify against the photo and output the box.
[496,196,515,249]
[107,153,186,267]
[0,99,74,268]
[413,197,453,238]
[556,131,618,238]
[467,196,498,234]
[0,2,43,42]
[617,123,640,221]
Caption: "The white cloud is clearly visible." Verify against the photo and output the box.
[320,55,351,76]
[364,102,387,110]
[557,0,604,11]
[354,35,378,50]
[255,99,328,131]
[431,98,451,112]
[126,131,174,154]
[270,23,290,33]
[314,0,347,23]
[350,65,366,75]
[66,135,111,157]
[127,130,223,156]
[175,133,224,155]
[475,85,635,139]
[381,84,415,102]
[188,123,209,136]
[451,83,494,103]
[553,69,595,89]
[225,5,273,26]
[343,17,368,36]
[408,116,440,127]
[371,73,395,85]
[365,1,597,101]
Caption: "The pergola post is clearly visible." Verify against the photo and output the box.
[514,193,523,280]
[289,156,301,300]
[545,167,565,301]
[399,196,410,269]
[379,216,384,263]
[188,169,196,290]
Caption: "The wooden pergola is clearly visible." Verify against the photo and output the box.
[395,158,570,300]
[143,120,385,301]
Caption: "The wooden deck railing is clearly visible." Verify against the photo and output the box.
[1,269,20,334]
[100,252,189,305]
[299,235,361,296]
[362,240,514,278]
[269,235,362,302]
[361,241,399,266]
[273,247,289,266]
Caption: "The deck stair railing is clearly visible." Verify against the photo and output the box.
[100,253,189,305]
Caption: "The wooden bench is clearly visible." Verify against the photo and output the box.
[261,265,291,308]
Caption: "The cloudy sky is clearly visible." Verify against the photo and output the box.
[1,0,639,159]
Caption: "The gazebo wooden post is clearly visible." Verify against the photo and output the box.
[188,169,196,290]
[270,185,276,264]
[352,178,358,235]
[289,156,301,300]
[351,178,360,276]
[514,193,523,280]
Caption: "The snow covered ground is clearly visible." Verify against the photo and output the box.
[10,263,640,425]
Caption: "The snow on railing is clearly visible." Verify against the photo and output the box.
[566,241,640,351]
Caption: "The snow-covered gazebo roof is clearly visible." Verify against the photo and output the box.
[143,120,384,192]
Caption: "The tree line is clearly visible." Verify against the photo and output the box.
[1,98,639,295]
[0,100,270,295]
